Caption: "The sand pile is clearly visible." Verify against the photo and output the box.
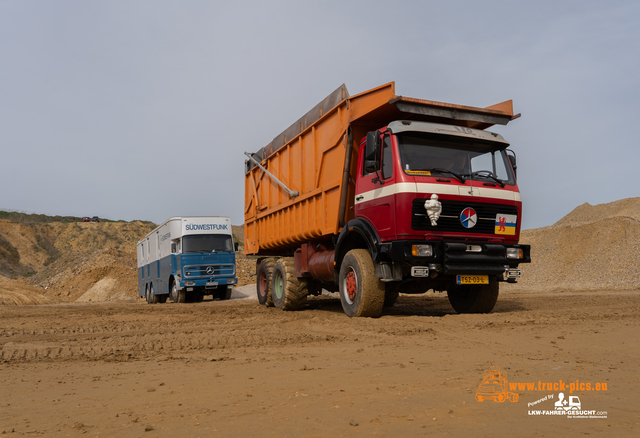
[507,197,640,292]
[0,275,58,305]
[26,248,139,302]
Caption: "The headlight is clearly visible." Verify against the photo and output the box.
[506,248,523,259]
[411,244,433,257]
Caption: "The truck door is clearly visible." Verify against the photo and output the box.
[354,133,397,240]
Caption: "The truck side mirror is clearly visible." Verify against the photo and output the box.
[234,242,239,252]
[365,131,381,173]
[171,243,177,253]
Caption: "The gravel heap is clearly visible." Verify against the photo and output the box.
[27,248,138,302]
[506,197,640,292]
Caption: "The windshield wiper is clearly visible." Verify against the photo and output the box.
[467,171,505,188]
[423,168,466,184]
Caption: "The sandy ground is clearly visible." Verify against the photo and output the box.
[1,288,638,437]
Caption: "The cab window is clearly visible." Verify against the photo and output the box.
[382,135,393,179]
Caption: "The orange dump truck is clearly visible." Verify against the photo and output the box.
[244,82,530,317]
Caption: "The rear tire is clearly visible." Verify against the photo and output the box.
[158,295,168,303]
[256,258,276,306]
[447,278,499,313]
[271,258,308,310]
[147,284,160,304]
[338,249,384,317]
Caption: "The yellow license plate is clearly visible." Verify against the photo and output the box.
[456,275,489,285]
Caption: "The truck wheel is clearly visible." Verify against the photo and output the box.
[384,282,400,308]
[147,284,160,304]
[256,258,276,306]
[217,285,232,300]
[170,281,186,304]
[271,258,308,310]
[158,295,168,303]
[447,278,499,314]
[338,249,384,317]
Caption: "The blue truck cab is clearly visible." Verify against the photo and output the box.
[137,216,238,303]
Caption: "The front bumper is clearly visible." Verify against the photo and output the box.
[381,240,531,276]
[180,277,238,289]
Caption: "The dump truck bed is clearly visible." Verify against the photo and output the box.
[244,82,516,256]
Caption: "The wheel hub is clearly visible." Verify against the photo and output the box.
[274,272,283,299]
[346,269,357,301]
[259,273,267,297]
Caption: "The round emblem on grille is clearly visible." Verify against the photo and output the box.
[206,266,214,275]
[460,208,478,228]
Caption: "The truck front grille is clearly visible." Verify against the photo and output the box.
[183,264,235,278]
[411,199,518,235]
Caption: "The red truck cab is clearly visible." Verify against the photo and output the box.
[337,119,529,313]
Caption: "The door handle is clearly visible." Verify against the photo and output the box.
[356,195,364,201]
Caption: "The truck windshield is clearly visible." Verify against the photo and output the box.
[182,234,233,253]
[397,133,515,186]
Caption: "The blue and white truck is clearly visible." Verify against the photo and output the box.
[137,216,238,304]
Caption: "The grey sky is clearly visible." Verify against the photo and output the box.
[1,0,638,230]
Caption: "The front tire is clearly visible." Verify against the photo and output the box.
[271,258,308,310]
[216,285,232,300]
[170,281,186,303]
[338,249,384,317]
[447,278,499,313]
[256,258,276,306]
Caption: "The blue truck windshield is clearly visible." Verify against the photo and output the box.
[183,234,233,253]
[397,133,515,186]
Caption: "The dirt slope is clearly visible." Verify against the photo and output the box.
[0,219,155,304]
[27,248,140,302]
[0,275,57,305]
